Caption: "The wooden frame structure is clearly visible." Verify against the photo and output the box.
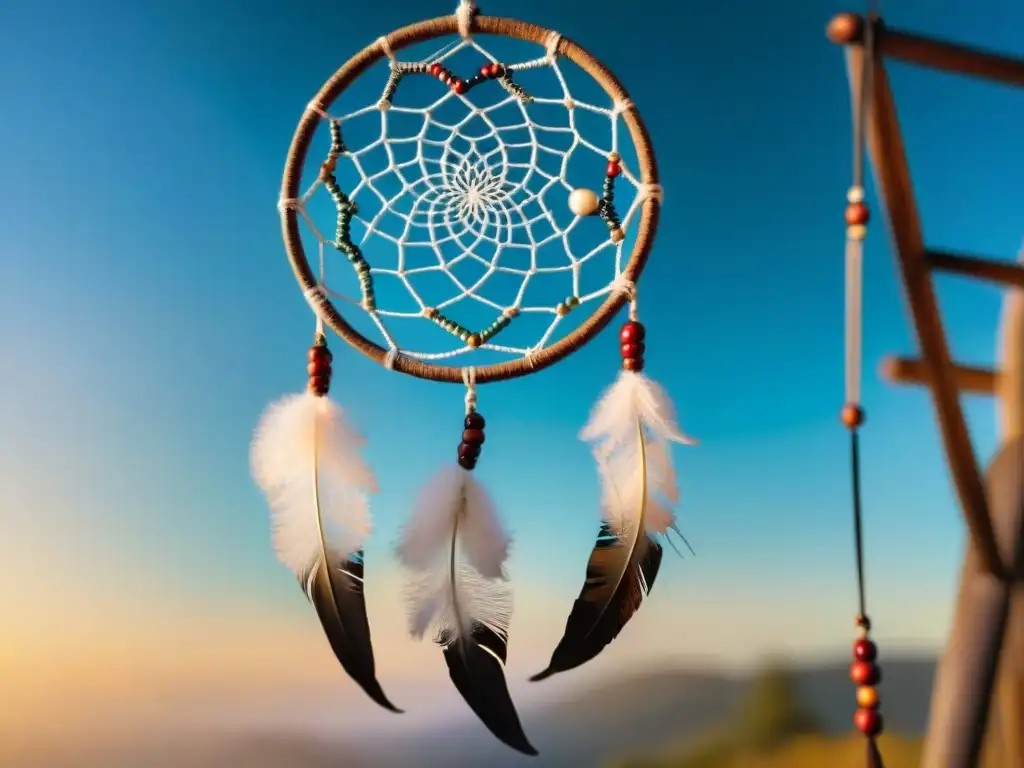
[826,13,1024,768]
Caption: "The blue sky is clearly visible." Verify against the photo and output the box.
[2,0,1023,742]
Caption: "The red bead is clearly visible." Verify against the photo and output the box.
[458,455,477,471]
[488,63,503,78]
[308,375,330,395]
[853,638,877,662]
[429,63,442,77]
[850,661,880,686]
[607,161,621,178]
[854,708,883,736]
[308,346,333,363]
[452,79,467,94]
[841,404,865,429]
[307,359,332,377]
[458,441,480,460]
[462,428,485,445]
[465,412,485,430]
[479,64,491,78]
[619,321,646,344]
[623,357,644,372]
[845,201,870,226]
[620,341,646,359]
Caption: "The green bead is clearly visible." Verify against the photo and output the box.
[566,296,580,307]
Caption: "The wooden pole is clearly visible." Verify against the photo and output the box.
[988,256,1024,768]
[920,436,1023,768]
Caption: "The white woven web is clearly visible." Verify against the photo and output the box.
[283,31,656,364]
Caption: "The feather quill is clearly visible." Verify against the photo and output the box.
[397,466,536,756]
[533,370,694,681]
[251,390,399,713]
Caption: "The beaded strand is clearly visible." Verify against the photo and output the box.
[598,153,625,243]
[319,122,376,311]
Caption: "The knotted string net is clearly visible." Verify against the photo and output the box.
[282,17,659,368]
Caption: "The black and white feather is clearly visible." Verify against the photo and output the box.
[533,371,694,681]
[251,390,399,712]
[397,466,536,756]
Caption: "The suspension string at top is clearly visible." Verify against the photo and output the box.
[462,366,478,414]
[456,0,478,39]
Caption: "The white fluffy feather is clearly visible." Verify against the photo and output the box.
[250,391,376,575]
[581,371,696,449]
[582,371,695,534]
[396,466,512,643]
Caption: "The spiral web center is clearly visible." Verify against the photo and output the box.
[286,33,651,364]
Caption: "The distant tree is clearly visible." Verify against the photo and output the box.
[733,657,822,751]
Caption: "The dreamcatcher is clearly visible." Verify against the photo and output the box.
[250,0,693,756]
[839,12,887,768]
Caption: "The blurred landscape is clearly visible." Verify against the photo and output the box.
[3,655,946,767]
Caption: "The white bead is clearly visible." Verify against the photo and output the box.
[568,187,599,217]
[847,186,865,203]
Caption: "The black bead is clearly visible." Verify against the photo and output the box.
[458,454,477,471]
[465,412,486,430]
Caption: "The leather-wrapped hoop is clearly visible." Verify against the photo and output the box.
[280,14,660,384]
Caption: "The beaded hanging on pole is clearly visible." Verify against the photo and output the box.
[841,11,886,768]
[252,0,690,757]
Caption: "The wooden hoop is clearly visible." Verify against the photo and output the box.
[280,13,661,384]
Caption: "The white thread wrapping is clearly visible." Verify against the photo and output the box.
[545,31,562,61]
[456,0,477,38]
[462,366,478,413]
[639,183,664,205]
[304,286,329,334]
[306,102,329,120]
[384,347,399,370]
[287,34,647,364]
[377,36,396,61]
[613,275,639,320]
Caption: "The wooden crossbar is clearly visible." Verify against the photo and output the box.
[929,251,1024,289]
[881,356,999,394]
[827,12,1024,88]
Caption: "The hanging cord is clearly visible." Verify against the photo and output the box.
[315,239,326,337]
[850,430,867,617]
[842,9,886,765]
[843,4,876,624]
